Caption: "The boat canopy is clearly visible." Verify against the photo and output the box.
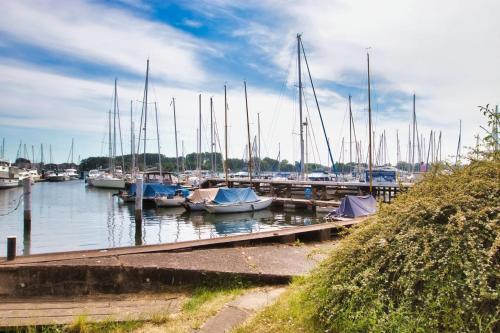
[331,195,377,218]
[129,183,182,198]
[212,188,259,204]
[188,188,220,203]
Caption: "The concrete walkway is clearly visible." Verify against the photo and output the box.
[196,287,285,333]
[0,242,337,296]
[0,293,182,327]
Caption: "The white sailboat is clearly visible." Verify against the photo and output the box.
[203,188,273,214]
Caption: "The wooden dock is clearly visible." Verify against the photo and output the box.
[203,177,410,203]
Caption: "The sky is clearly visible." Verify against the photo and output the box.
[0,0,498,165]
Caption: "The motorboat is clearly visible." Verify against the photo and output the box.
[181,188,220,211]
[203,188,273,214]
[45,170,69,182]
[0,178,19,189]
[65,168,79,180]
[28,169,41,182]
[91,173,126,189]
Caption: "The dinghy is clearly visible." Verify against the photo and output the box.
[203,188,273,214]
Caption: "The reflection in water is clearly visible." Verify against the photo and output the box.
[0,180,326,256]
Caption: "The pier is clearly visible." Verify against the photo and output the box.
[0,218,365,297]
[203,177,410,203]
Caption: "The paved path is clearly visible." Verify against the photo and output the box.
[196,287,285,333]
[16,242,336,276]
[0,293,182,327]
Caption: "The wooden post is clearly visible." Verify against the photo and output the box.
[7,236,16,261]
[312,186,318,200]
[135,177,143,246]
[23,178,31,232]
[135,177,143,222]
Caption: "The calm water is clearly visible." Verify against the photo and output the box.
[0,180,324,256]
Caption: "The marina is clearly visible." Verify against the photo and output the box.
[0,180,326,257]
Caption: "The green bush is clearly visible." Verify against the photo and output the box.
[306,160,499,332]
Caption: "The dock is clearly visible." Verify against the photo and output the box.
[0,218,366,297]
[204,177,410,203]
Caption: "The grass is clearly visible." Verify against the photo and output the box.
[235,158,499,332]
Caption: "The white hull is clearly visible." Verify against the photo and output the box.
[204,197,273,214]
[0,178,20,189]
[154,196,185,207]
[46,175,69,182]
[91,178,125,189]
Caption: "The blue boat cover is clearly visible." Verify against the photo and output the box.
[212,188,259,204]
[129,183,183,198]
[329,195,377,218]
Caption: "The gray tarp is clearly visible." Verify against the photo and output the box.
[328,195,377,218]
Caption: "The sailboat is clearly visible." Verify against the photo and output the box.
[92,79,126,189]
[0,160,20,189]
[118,60,188,205]
[203,187,273,214]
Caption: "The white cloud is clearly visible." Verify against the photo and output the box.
[0,0,213,86]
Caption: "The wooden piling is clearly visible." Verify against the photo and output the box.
[135,177,143,222]
[7,236,16,261]
[23,178,31,233]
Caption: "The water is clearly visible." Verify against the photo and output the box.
[0,180,325,256]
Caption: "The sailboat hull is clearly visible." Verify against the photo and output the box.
[204,197,273,214]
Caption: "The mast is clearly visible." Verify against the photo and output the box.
[71,138,74,165]
[367,52,373,194]
[456,119,462,164]
[143,60,150,171]
[412,94,416,172]
[210,97,214,174]
[300,38,335,172]
[181,140,185,172]
[130,100,135,174]
[40,143,44,168]
[224,85,229,184]
[349,95,352,172]
[172,97,179,172]
[198,94,201,172]
[1,138,4,159]
[154,102,162,177]
[113,78,117,174]
[108,109,112,170]
[244,81,253,183]
[396,130,401,165]
[31,145,35,166]
[297,34,305,179]
[257,112,261,176]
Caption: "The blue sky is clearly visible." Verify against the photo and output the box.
[0,0,498,165]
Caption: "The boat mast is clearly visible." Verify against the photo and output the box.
[367,52,373,194]
[412,94,416,172]
[71,138,74,165]
[198,94,201,172]
[172,97,179,173]
[257,112,261,176]
[130,100,135,175]
[300,37,335,173]
[40,143,44,169]
[108,109,112,170]
[113,78,117,174]
[349,95,352,173]
[456,119,462,164]
[0,137,4,159]
[297,34,305,179]
[143,60,150,171]
[224,84,229,184]
[244,81,253,183]
[154,102,162,177]
[210,97,214,174]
